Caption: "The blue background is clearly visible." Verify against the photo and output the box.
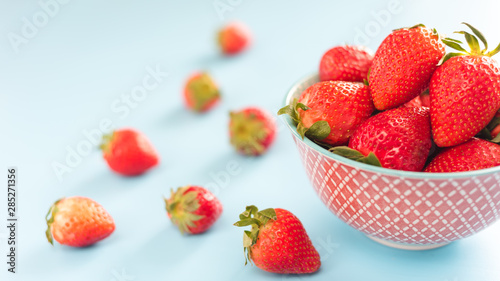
[2,0,500,280]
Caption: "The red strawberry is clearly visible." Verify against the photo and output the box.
[184,72,220,112]
[218,22,251,55]
[430,23,500,147]
[491,124,500,139]
[424,138,500,172]
[369,24,445,110]
[319,45,373,82]
[45,196,115,247]
[404,90,430,108]
[345,106,432,171]
[101,128,159,176]
[404,95,423,108]
[278,81,375,146]
[234,205,321,274]
[164,186,223,234]
[420,91,431,107]
[229,107,276,156]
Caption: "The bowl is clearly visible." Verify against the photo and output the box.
[282,74,500,250]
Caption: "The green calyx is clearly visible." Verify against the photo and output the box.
[164,186,204,234]
[188,73,220,112]
[229,111,267,155]
[277,98,331,141]
[99,131,115,154]
[45,198,63,245]
[233,205,277,266]
[440,22,500,64]
[329,146,382,167]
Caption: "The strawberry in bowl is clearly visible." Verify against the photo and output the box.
[279,23,500,250]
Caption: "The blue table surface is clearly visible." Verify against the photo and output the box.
[2,0,500,280]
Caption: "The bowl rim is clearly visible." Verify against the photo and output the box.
[281,73,500,180]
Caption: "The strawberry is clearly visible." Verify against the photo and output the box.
[491,124,500,139]
[278,81,375,146]
[229,107,276,156]
[430,23,500,147]
[45,196,115,247]
[164,186,223,234]
[319,45,373,82]
[343,106,432,171]
[424,138,500,172]
[184,72,220,112]
[420,91,430,107]
[369,24,445,110]
[101,128,159,176]
[404,90,430,108]
[404,95,423,108]
[218,22,251,55]
[234,205,321,274]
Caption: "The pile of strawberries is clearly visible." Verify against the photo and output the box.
[280,23,500,173]
[44,22,321,276]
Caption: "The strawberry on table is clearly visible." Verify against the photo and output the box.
[424,138,500,172]
[45,196,115,247]
[164,186,223,234]
[234,205,321,274]
[340,106,432,171]
[278,81,375,146]
[319,45,373,82]
[369,24,445,110]
[101,128,159,176]
[184,72,220,112]
[430,23,500,147]
[218,22,251,55]
[229,107,276,156]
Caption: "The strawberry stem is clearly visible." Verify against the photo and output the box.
[278,99,331,140]
[188,73,220,112]
[45,198,63,245]
[233,205,277,266]
[164,187,204,235]
[99,131,115,152]
[441,23,500,63]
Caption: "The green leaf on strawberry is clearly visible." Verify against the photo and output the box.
[278,98,331,140]
[234,205,277,265]
[329,146,382,167]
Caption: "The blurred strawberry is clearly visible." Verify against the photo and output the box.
[164,186,223,234]
[218,22,251,55]
[184,72,220,112]
[101,128,159,176]
[229,107,276,156]
[319,45,373,82]
[45,196,115,247]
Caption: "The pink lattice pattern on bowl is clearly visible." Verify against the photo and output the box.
[283,74,500,249]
